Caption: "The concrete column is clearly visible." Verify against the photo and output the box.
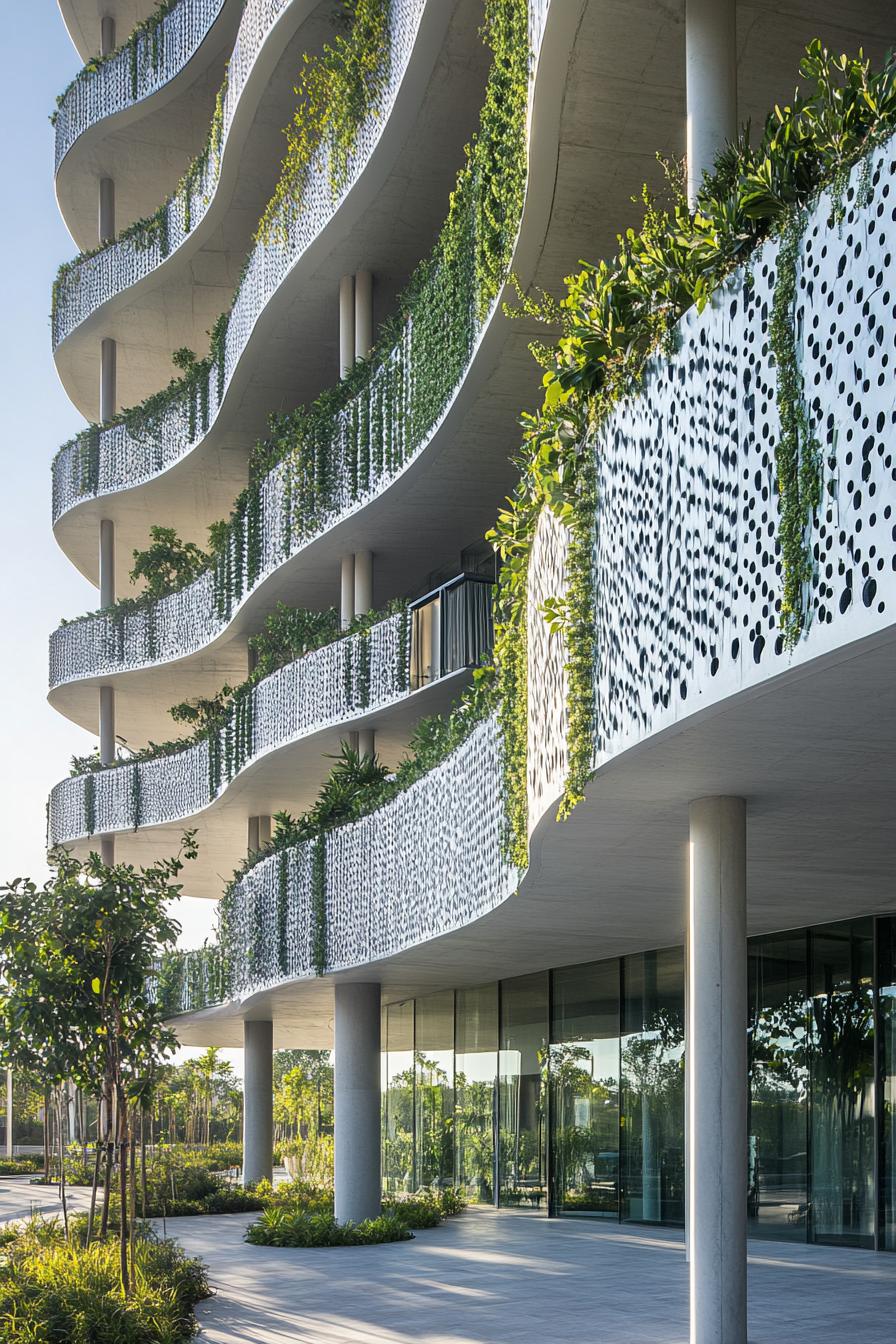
[353,550,373,617]
[242,1020,273,1186]
[334,982,381,1223]
[688,796,747,1344]
[339,275,355,379]
[685,0,737,207]
[100,15,115,57]
[99,685,115,765]
[98,178,115,245]
[99,518,115,609]
[100,337,116,424]
[100,837,115,865]
[5,1070,12,1158]
[247,815,272,853]
[340,554,355,630]
[357,728,375,760]
[354,270,373,361]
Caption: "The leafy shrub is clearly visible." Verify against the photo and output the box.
[245,1207,413,1248]
[0,1217,210,1343]
[0,1156,41,1176]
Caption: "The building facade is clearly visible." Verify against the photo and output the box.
[48,0,896,1339]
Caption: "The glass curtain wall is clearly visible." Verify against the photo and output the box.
[809,919,875,1247]
[383,1000,415,1192]
[414,990,455,1189]
[550,961,620,1216]
[747,931,810,1240]
[455,985,498,1204]
[381,914,896,1246]
[879,917,896,1250]
[498,973,548,1208]
[621,948,686,1224]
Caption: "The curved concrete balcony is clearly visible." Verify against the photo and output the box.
[50,0,856,740]
[47,0,570,745]
[54,0,244,252]
[163,136,896,1041]
[47,577,491,895]
[51,0,488,512]
[58,1,160,63]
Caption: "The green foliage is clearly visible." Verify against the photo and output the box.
[248,603,340,679]
[243,1184,466,1246]
[50,0,183,124]
[256,0,392,242]
[129,525,213,600]
[0,1157,42,1176]
[491,40,896,835]
[0,1218,210,1343]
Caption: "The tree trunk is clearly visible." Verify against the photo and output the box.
[140,1110,148,1220]
[56,1091,69,1239]
[118,1086,130,1296]
[86,1088,105,1246]
[99,1080,114,1240]
[128,1114,136,1280]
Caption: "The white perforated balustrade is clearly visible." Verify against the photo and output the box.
[48,611,409,845]
[53,0,227,173]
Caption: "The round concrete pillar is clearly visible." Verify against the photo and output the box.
[687,796,747,1344]
[334,982,381,1224]
[242,1020,273,1186]
[340,554,355,630]
[100,338,116,424]
[357,728,375,760]
[353,550,373,617]
[354,270,373,361]
[99,518,115,609]
[98,177,115,245]
[99,684,115,765]
[685,0,737,207]
[100,15,115,57]
[339,275,355,378]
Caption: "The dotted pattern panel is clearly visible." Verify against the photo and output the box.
[594,139,896,764]
[47,611,409,845]
[53,0,226,173]
[527,506,569,834]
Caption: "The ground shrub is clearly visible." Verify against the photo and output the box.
[0,1156,42,1176]
[0,1217,210,1343]
[244,1184,467,1247]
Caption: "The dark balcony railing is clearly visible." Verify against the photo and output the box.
[409,573,494,690]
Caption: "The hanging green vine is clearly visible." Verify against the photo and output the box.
[769,210,822,647]
[310,836,327,975]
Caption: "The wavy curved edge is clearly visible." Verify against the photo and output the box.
[47,609,412,846]
[51,0,323,354]
[157,131,896,1014]
[53,0,230,179]
[48,0,563,699]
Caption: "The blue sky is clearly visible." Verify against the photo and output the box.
[0,4,234,1066]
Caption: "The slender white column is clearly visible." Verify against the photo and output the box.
[685,0,737,207]
[334,982,381,1223]
[354,550,373,617]
[5,1070,12,1158]
[340,554,355,630]
[99,518,115,609]
[242,1020,273,1186]
[100,15,116,57]
[357,728,375,760]
[98,178,115,245]
[100,338,116,424]
[688,796,747,1344]
[247,816,272,853]
[99,685,115,765]
[339,275,355,378]
[354,270,373,361]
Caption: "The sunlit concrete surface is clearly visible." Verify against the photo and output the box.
[162,1206,896,1344]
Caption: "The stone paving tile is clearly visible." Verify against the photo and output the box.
[158,1207,896,1344]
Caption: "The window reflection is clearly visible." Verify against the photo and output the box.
[621,948,685,1225]
[455,985,498,1204]
[747,931,809,1240]
[499,973,548,1208]
[809,919,875,1248]
[879,917,896,1250]
[383,1000,414,1192]
[551,961,620,1217]
[414,991,455,1189]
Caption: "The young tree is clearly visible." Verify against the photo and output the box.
[0,833,196,1293]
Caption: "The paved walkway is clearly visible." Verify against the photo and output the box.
[162,1206,896,1344]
